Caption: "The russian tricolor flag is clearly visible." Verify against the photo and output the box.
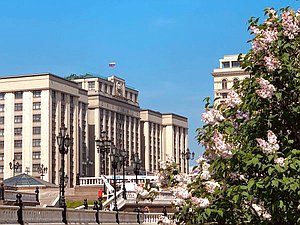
[109,62,116,68]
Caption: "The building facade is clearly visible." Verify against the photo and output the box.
[72,75,141,177]
[140,110,189,174]
[0,73,88,187]
[211,55,249,104]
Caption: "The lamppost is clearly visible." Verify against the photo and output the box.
[56,126,70,210]
[38,164,48,180]
[95,131,111,175]
[132,152,142,224]
[82,157,93,177]
[110,146,120,224]
[9,159,20,177]
[181,148,195,173]
[119,149,128,199]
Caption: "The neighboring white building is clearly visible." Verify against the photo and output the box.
[211,54,249,104]
[71,75,141,177]
[140,110,189,173]
[0,73,88,187]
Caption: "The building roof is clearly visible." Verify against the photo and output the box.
[3,173,57,188]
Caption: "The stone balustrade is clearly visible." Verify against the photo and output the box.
[144,213,174,223]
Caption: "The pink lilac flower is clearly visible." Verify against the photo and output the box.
[203,180,220,194]
[264,55,280,72]
[191,197,210,208]
[251,27,278,53]
[274,157,285,166]
[256,78,276,99]
[256,130,279,154]
[225,90,242,108]
[281,9,299,39]
[212,131,233,158]
[201,109,225,125]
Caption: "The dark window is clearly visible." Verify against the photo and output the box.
[33,114,41,122]
[32,151,41,159]
[32,164,40,172]
[233,78,239,85]
[232,61,241,68]
[33,127,41,134]
[88,81,95,90]
[14,153,22,160]
[14,103,23,111]
[0,129,4,137]
[33,90,41,98]
[0,105,4,112]
[0,141,4,148]
[14,116,22,123]
[14,128,22,136]
[14,140,22,147]
[15,92,23,99]
[33,102,41,110]
[33,139,41,147]
[0,117,4,124]
[0,153,3,161]
[222,93,228,98]
[222,79,228,90]
[222,62,230,68]
[0,93,5,100]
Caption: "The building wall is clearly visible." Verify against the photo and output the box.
[0,73,88,187]
[73,76,140,176]
[211,55,249,104]
[140,110,188,174]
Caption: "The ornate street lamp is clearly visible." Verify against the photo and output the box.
[119,149,129,199]
[110,146,120,224]
[38,164,48,180]
[9,159,20,177]
[56,125,70,214]
[132,152,142,224]
[181,148,195,173]
[95,131,111,175]
[82,157,93,177]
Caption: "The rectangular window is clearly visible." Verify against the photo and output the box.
[0,153,3,161]
[33,139,41,147]
[232,61,241,68]
[33,114,41,122]
[33,127,41,134]
[14,128,22,136]
[33,102,41,110]
[16,165,22,173]
[0,141,4,148]
[14,153,22,160]
[14,103,23,111]
[0,165,3,173]
[0,105,4,112]
[14,115,22,123]
[222,62,230,68]
[88,81,95,90]
[15,91,23,99]
[14,140,22,147]
[32,164,40,172]
[32,151,41,159]
[33,90,41,98]
[0,93,5,100]
[52,91,56,99]
[77,82,82,88]
[61,93,65,101]
[0,129,4,137]
[0,117,4,124]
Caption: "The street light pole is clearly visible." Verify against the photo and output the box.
[37,164,48,180]
[9,159,20,177]
[95,131,111,176]
[181,148,195,173]
[56,125,70,214]
[132,152,141,224]
[119,150,128,200]
[110,146,120,224]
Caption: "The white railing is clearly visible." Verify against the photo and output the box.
[144,213,174,223]
[79,175,158,186]
[103,189,124,210]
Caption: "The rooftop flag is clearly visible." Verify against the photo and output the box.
[109,62,116,68]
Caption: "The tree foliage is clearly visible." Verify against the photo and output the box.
[173,8,300,225]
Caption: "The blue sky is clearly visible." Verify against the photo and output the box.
[0,0,299,163]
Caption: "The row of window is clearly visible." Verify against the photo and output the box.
[0,114,41,125]
[221,61,241,69]
[0,91,41,100]
[0,102,41,112]
[221,78,239,90]
[0,139,41,147]
[0,163,43,173]
[0,152,41,161]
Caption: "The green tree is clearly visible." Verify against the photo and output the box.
[174,7,300,225]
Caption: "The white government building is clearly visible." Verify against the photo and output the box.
[211,54,249,104]
[0,73,189,186]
